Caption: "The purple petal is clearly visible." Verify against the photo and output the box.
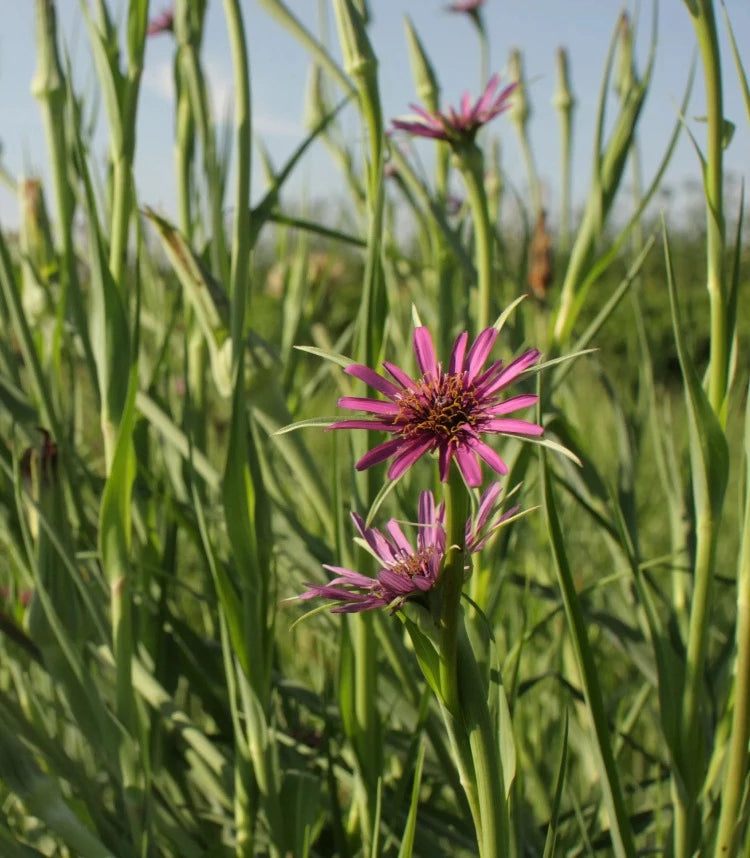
[383,361,418,390]
[437,445,453,483]
[454,446,483,487]
[356,437,405,470]
[449,331,469,374]
[337,396,399,415]
[484,348,540,392]
[351,514,400,565]
[472,359,505,391]
[391,119,448,141]
[299,584,365,602]
[465,328,498,380]
[474,74,500,115]
[387,438,434,479]
[460,90,473,119]
[320,565,379,588]
[417,491,437,552]
[485,393,539,415]
[332,596,387,613]
[345,364,402,397]
[378,569,418,595]
[410,575,434,592]
[486,418,544,436]
[386,519,412,554]
[413,327,438,378]
[474,482,503,532]
[408,104,443,127]
[469,440,508,476]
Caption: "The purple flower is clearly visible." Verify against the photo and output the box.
[147,8,174,36]
[331,326,543,488]
[299,485,516,613]
[391,75,516,145]
[447,0,485,13]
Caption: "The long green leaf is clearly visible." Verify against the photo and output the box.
[541,449,636,858]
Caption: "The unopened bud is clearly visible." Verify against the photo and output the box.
[404,17,440,113]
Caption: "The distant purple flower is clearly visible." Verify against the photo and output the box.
[147,8,174,36]
[391,75,516,145]
[299,484,516,613]
[331,326,543,488]
[447,0,485,13]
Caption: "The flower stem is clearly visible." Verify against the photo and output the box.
[675,509,719,855]
[687,0,727,417]
[714,433,750,856]
[456,144,494,333]
[439,466,470,716]
[458,632,509,858]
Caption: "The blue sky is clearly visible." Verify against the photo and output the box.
[1,1,748,230]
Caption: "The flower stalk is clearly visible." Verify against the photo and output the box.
[686,0,728,418]
[714,386,750,856]
[438,466,470,715]
[454,144,494,333]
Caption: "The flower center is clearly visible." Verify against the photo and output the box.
[396,373,478,442]
[392,545,438,579]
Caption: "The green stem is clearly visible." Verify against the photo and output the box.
[223,0,252,370]
[554,47,575,255]
[457,144,493,333]
[439,701,483,846]
[458,632,508,858]
[32,0,98,397]
[689,0,727,417]
[478,29,489,92]
[713,391,750,856]
[177,0,229,286]
[553,198,598,343]
[175,80,194,238]
[714,494,750,855]
[675,511,719,855]
[439,467,469,718]
[108,158,131,284]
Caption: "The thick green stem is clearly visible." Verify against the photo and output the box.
[457,145,494,333]
[713,391,750,857]
[714,531,750,855]
[458,633,508,858]
[439,467,470,718]
[439,701,483,846]
[675,511,719,855]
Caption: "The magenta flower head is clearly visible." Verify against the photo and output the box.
[147,8,174,37]
[299,485,516,613]
[331,326,543,488]
[447,0,485,13]
[390,74,516,146]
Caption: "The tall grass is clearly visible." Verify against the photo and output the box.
[0,1,747,856]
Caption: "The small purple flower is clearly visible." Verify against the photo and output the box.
[447,0,485,13]
[391,75,516,145]
[147,8,174,37]
[330,326,543,488]
[299,485,516,613]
